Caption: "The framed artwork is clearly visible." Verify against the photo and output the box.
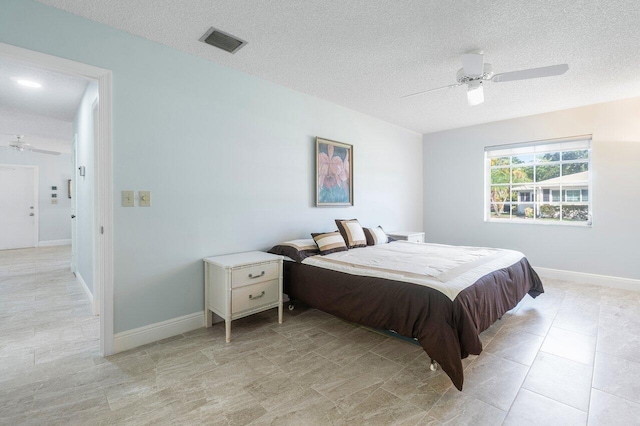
[316,137,353,206]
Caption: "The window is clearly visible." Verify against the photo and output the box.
[565,190,581,202]
[485,137,592,225]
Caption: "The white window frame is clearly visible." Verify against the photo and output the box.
[484,135,592,227]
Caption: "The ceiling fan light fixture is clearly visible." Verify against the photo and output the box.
[4,135,61,155]
[401,51,568,105]
[467,81,484,106]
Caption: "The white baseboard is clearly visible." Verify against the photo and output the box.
[535,266,640,292]
[76,272,99,315]
[38,239,71,247]
[113,311,204,354]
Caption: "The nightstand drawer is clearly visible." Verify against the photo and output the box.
[204,251,283,342]
[232,279,279,314]
[232,262,278,288]
[407,235,424,243]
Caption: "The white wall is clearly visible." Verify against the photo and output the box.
[0,150,71,243]
[73,81,97,294]
[1,0,423,333]
[423,97,640,281]
[0,106,72,143]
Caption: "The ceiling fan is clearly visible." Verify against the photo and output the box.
[402,52,569,106]
[1,135,61,155]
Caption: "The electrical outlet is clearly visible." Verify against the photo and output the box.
[139,191,151,207]
[122,190,134,207]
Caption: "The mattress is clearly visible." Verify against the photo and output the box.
[302,241,527,300]
[284,241,544,390]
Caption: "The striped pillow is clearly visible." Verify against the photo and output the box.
[335,219,367,248]
[364,226,389,246]
[268,239,320,262]
[311,232,348,255]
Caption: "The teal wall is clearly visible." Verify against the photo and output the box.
[1,0,423,333]
[423,97,640,280]
[73,81,98,293]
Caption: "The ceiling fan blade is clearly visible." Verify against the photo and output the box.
[467,83,484,106]
[401,83,462,98]
[492,64,569,83]
[462,53,484,77]
[27,148,61,155]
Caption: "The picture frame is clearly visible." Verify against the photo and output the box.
[316,137,353,207]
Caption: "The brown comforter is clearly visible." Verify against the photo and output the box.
[284,257,543,390]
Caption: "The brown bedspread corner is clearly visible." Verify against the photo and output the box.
[284,256,544,391]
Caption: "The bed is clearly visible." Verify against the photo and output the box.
[275,240,543,391]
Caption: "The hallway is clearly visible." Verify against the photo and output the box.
[0,246,100,421]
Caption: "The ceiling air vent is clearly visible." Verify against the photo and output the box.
[199,27,247,54]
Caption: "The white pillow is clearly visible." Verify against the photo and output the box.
[311,232,348,254]
[364,226,388,245]
[335,219,367,248]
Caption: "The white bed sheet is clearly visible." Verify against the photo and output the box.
[302,241,524,300]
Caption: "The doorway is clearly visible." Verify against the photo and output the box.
[0,42,114,356]
[70,136,78,274]
[0,165,38,250]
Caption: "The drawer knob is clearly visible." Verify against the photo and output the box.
[248,271,265,279]
[249,291,266,300]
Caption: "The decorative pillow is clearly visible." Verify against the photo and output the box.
[268,239,320,262]
[363,226,389,246]
[311,232,348,255]
[334,219,367,248]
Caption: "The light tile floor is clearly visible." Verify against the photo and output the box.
[1,246,639,425]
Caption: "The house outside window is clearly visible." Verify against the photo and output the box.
[485,136,592,225]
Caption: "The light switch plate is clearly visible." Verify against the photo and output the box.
[139,191,151,207]
[122,190,134,207]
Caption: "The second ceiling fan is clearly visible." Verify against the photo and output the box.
[1,134,61,155]
[403,52,569,106]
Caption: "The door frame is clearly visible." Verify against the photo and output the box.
[70,135,78,275]
[0,164,39,249]
[91,98,101,316]
[0,42,115,356]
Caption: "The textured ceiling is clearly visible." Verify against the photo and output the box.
[0,57,89,121]
[0,107,73,153]
[36,0,640,134]
[0,57,87,151]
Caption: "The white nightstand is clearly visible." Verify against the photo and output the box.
[387,231,425,243]
[204,251,283,342]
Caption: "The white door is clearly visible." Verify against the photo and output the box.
[0,165,37,250]
[71,136,78,273]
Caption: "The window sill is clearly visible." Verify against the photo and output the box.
[485,218,592,227]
